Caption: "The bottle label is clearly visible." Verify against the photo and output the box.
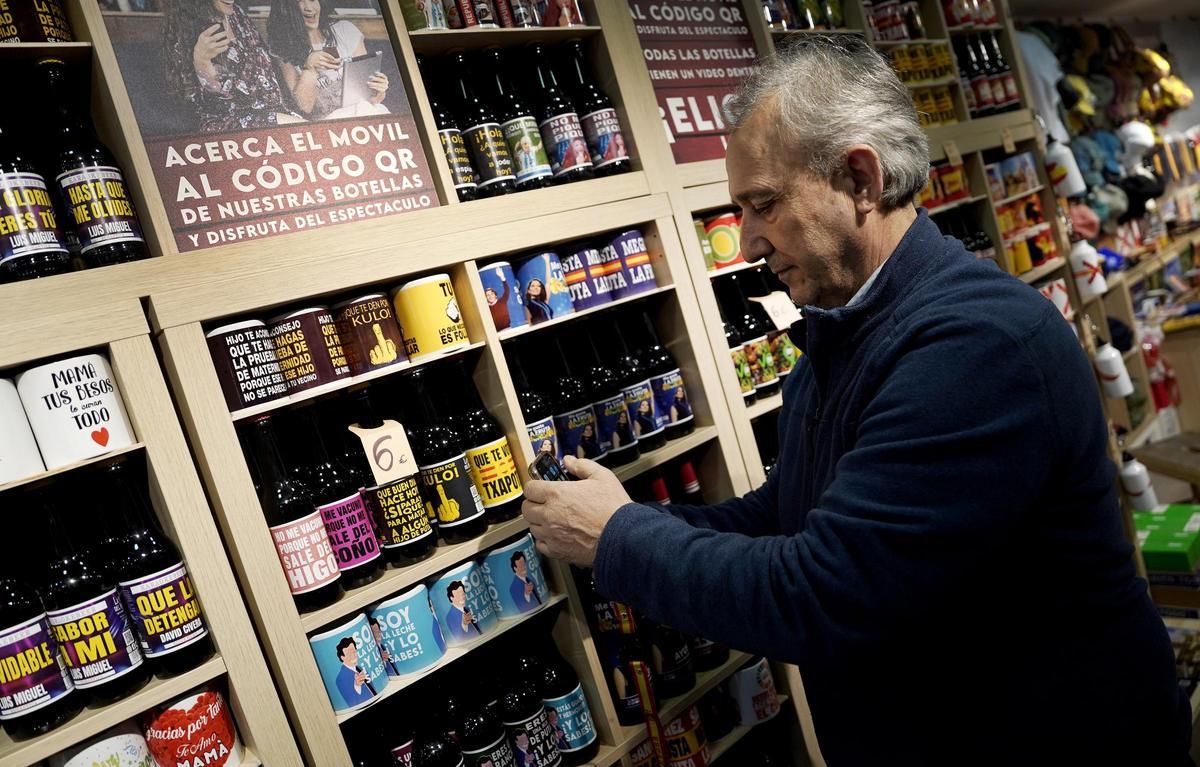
[1002,72,1019,104]
[0,613,74,720]
[650,369,693,429]
[961,75,977,113]
[729,345,754,396]
[0,171,69,266]
[665,706,710,766]
[653,640,693,688]
[769,331,800,377]
[365,477,434,548]
[268,509,341,595]
[438,128,478,192]
[473,0,498,26]
[419,454,486,528]
[596,635,640,717]
[581,108,629,169]
[545,683,598,753]
[465,122,516,188]
[501,116,553,183]
[391,739,414,766]
[988,77,1007,108]
[527,416,559,461]
[594,393,636,455]
[509,0,538,25]
[118,562,209,658]
[745,337,778,390]
[971,76,995,109]
[623,379,663,439]
[56,165,145,254]
[318,493,381,572]
[466,436,524,508]
[503,706,563,767]
[463,733,518,767]
[554,405,607,461]
[47,589,144,688]
[538,112,592,177]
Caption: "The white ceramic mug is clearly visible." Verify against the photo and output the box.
[16,353,134,469]
[0,377,45,484]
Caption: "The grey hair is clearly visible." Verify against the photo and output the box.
[725,36,929,210]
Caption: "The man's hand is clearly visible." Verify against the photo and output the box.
[522,456,631,566]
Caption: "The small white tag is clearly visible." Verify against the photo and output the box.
[348,419,416,485]
[1001,128,1017,154]
[749,292,803,331]
[943,140,963,167]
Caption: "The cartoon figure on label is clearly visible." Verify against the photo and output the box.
[634,399,655,437]
[548,708,568,750]
[444,580,481,639]
[670,386,692,423]
[612,409,635,448]
[335,636,376,707]
[427,482,461,523]
[486,270,512,331]
[525,278,553,324]
[446,297,462,323]
[576,422,601,459]
[473,0,495,24]
[370,323,399,365]
[369,615,399,676]
[510,550,542,612]
[514,729,539,766]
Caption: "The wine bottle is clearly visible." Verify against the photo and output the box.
[642,620,695,699]
[510,339,560,460]
[415,730,467,767]
[417,54,478,202]
[526,45,594,184]
[539,644,599,764]
[447,52,517,198]
[611,317,667,450]
[483,47,553,191]
[576,325,639,466]
[0,574,80,739]
[632,311,696,439]
[720,275,779,399]
[0,118,71,282]
[499,676,563,767]
[458,695,521,767]
[551,333,608,465]
[716,287,756,406]
[560,41,631,178]
[242,415,344,610]
[747,267,801,379]
[984,31,1019,111]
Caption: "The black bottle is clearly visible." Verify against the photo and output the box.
[746,267,801,379]
[560,41,631,178]
[293,405,384,589]
[448,51,516,198]
[483,47,553,191]
[719,277,779,399]
[344,387,437,566]
[499,676,563,767]
[632,311,696,440]
[407,368,489,545]
[0,119,72,282]
[459,697,520,766]
[539,646,599,764]
[0,574,81,738]
[610,318,666,451]
[688,633,730,673]
[417,54,477,202]
[36,58,148,268]
[526,44,594,184]
[415,731,466,767]
[954,37,993,118]
[38,483,152,706]
[576,326,638,466]
[96,457,215,677]
[509,340,559,461]
[642,620,695,699]
[715,288,756,406]
[551,333,608,466]
[242,415,344,611]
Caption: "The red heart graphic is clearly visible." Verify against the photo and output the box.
[91,427,110,447]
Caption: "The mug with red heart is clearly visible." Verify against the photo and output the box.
[15,353,135,469]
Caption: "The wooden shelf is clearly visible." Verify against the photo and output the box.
[874,37,948,45]
[0,657,226,767]
[770,27,863,36]
[1018,256,1066,285]
[745,393,783,420]
[408,25,603,53]
[498,285,675,341]
[948,24,1004,32]
[229,341,486,421]
[1002,221,1050,247]
[610,651,753,755]
[925,193,988,217]
[0,41,91,63]
[684,182,733,214]
[0,442,144,494]
[585,744,626,767]
[707,261,757,279]
[992,184,1046,207]
[301,515,531,632]
[335,593,568,723]
[708,694,791,762]
[904,75,958,89]
[613,425,719,483]
[925,109,1035,162]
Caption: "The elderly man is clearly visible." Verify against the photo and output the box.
[522,36,1189,764]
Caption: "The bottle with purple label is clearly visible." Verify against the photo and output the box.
[0,120,71,283]
[95,456,214,678]
[526,45,593,184]
[37,59,148,269]
[631,311,695,441]
[509,340,559,461]
[291,404,384,590]
[575,323,638,466]
[0,575,80,739]
[550,333,607,466]
[560,41,630,178]
[37,481,151,706]
[609,318,665,452]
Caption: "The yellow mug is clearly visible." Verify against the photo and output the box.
[392,273,470,360]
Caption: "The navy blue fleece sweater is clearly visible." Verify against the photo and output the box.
[595,212,1189,765]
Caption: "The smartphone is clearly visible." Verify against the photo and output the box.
[529,452,572,482]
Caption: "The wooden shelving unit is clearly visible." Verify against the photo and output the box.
[708,693,792,762]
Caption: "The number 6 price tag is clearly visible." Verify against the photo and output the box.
[348,419,417,486]
[749,291,803,331]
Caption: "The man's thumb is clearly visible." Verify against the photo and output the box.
[564,455,605,480]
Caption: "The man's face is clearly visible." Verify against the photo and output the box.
[515,733,530,750]
[340,642,358,666]
[726,105,861,308]
[513,556,527,579]
[450,586,467,609]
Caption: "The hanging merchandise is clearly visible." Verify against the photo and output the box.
[1093,342,1135,399]
[1119,453,1159,512]
[1044,137,1087,199]
[1069,240,1108,300]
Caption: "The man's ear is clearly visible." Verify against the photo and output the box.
[844,145,884,215]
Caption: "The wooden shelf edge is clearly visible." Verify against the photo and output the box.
[744,393,783,420]
[498,285,675,342]
[992,184,1046,208]
[0,442,146,495]
[585,743,625,767]
[684,182,733,215]
[1018,256,1066,285]
[613,425,719,483]
[707,260,757,279]
[925,193,988,218]
[0,656,227,767]
[707,693,791,763]
[335,593,568,723]
[300,516,532,632]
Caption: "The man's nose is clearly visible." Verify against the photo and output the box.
[741,222,772,263]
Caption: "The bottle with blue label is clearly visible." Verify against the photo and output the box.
[509,340,559,461]
[539,646,600,764]
[610,318,666,452]
[630,311,695,441]
[550,333,607,466]
[576,324,639,466]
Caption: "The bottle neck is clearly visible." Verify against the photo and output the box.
[246,419,290,485]
[568,46,589,90]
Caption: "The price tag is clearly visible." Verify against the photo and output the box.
[943,140,963,167]
[749,291,803,331]
[1001,128,1017,153]
[348,419,416,486]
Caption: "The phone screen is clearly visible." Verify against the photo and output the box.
[530,452,571,482]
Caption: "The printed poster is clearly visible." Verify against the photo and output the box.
[99,0,438,252]
[628,0,761,164]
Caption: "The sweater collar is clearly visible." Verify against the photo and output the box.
[789,210,942,358]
